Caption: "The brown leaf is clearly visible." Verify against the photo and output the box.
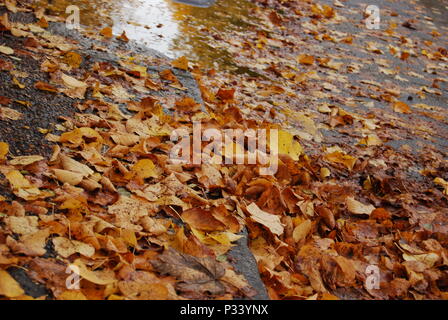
[216,88,235,101]
[34,81,58,93]
[182,208,226,232]
[151,248,226,296]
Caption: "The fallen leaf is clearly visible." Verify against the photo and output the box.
[346,197,375,215]
[324,150,357,170]
[171,56,189,71]
[9,155,44,166]
[73,259,117,285]
[293,219,312,242]
[52,237,95,258]
[297,54,315,65]
[0,45,14,55]
[246,202,284,236]
[0,269,24,298]
[151,248,226,296]
[100,27,113,38]
[182,208,226,232]
[0,141,8,160]
[0,106,22,120]
[393,101,412,114]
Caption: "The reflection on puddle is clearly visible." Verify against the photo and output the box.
[36,0,257,71]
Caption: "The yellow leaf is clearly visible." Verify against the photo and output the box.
[121,229,137,247]
[0,45,14,55]
[5,170,32,189]
[0,269,24,298]
[130,159,157,179]
[53,169,83,186]
[320,167,331,179]
[63,51,82,68]
[292,219,312,242]
[59,154,94,177]
[208,231,243,245]
[0,142,9,160]
[60,127,103,148]
[61,73,87,88]
[403,252,439,268]
[131,65,147,78]
[366,134,382,146]
[434,177,448,195]
[9,155,44,166]
[12,77,25,89]
[324,150,357,170]
[0,106,23,120]
[171,56,189,71]
[57,291,87,300]
[277,130,303,161]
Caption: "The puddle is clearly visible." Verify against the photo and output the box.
[35,0,259,72]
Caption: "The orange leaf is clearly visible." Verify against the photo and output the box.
[216,88,235,101]
[297,54,315,65]
[34,81,58,93]
[393,101,412,114]
[100,27,113,38]
[0,141,8,160]
[182,208,226,232]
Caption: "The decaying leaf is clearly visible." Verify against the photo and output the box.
[151,248,226,296]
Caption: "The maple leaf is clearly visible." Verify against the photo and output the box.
[151,248,226,296]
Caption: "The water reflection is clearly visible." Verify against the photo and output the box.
[35,0,257,71]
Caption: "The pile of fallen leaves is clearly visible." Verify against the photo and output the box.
[0,0,447,300]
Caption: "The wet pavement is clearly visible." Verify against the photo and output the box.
[35,0,259,71]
